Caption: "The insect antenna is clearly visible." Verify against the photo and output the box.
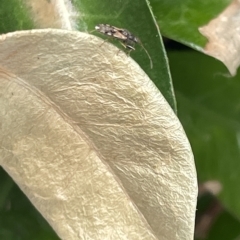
[138,40,153,69]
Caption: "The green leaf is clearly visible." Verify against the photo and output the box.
[0,0,177,111]
[168,50,240,220]
[0,0,34,33]
[73,0,176,111]
[150,0,231,50]
[0,168,60,240]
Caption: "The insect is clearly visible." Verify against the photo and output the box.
[94,24,153,69]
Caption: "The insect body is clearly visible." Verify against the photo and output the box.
[95,24,153,69]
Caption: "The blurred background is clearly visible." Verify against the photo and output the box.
[1,0,240,239]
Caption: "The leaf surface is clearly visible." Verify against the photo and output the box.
[0,29,197,239]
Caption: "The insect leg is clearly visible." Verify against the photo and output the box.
[115,42,128,56]
[119,41,134,55]
[100,38,110,47]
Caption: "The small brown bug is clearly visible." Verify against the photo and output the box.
[94,24,153,69]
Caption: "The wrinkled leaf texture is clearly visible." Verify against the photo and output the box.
[0,29,197,240]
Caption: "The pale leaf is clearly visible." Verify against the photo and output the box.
[199,0,240,76]
[24,0,77,29]
[0,29,197,240]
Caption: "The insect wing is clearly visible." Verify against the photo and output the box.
[112,30,127,40]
